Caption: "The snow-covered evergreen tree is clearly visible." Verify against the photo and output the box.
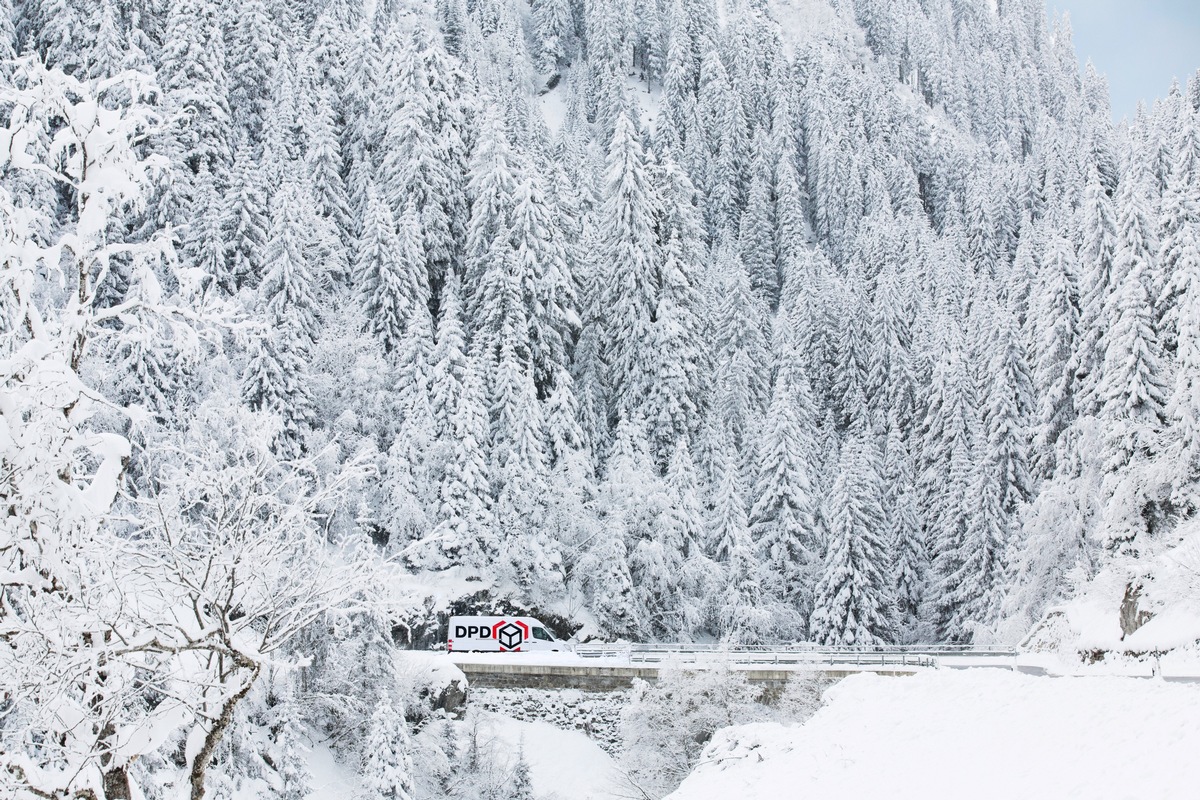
[361,694,415,800]
[158,0,233,173]
[242,177,320,455]
[601,111,661,424]
[809,428,891,646]
[749,362,820,633]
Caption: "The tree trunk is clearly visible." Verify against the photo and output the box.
[102,765,132,800]
[189,666,260,800]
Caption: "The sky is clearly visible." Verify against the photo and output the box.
[1047,0,1200,119]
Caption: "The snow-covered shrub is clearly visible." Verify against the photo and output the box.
[617,665,832,797]
[618,665,769,797]
[774,672,833,723]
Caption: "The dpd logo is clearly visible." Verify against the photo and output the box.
[492,619,529,651]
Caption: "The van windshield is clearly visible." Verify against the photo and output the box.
[532,627,553,641]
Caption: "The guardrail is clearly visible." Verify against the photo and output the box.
[572,642,1017,669]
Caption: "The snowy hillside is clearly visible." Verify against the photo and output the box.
[3,0,1200,797]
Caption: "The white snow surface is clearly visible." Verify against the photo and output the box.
[667,670,1200,800]
[483,712,625,800]
[305,741,363,800]
[769,0,844,52]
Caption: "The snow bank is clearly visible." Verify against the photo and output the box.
[399,650,467,691]
[667,670,1200,800]
[1032,522,1200,657]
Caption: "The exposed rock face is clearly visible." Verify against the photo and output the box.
[1119,582,1154,639]
[434,677,468,719]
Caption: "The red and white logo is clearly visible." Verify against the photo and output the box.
[492,619,529,651]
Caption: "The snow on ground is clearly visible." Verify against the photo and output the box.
[540,80,569,133]
[483,712,626,800]
[305,741,363,800]
[667,670,1200,800]
[769,0,849,53]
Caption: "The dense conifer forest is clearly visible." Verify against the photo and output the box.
[3,0,1199,796]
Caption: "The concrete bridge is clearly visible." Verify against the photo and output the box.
[450,644,1011,692]
[452,660,930,691]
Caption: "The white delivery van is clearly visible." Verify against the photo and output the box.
[447,616,567,653]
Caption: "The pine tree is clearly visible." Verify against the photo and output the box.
[646,231,702,463]
[493,354,559,602]
[662,0,697,153]
[426,357,496,569]
[27,0,88,74]
[833,267,872,431]
[883,411,925,642]
[243,179,320,455]
[183,164,228,292]
[306,86,353,239]
[868,261,916,431]
[749,363,820,628]
[380,33,456,289]
[699,48,748,236]
[393,200,437,415]
[260,43,302,188]
[1107,155,1161,319]
[307,0,357,97]
[226,0,279,143]
[741,131,780,307]
[158,0,233,174]
[357,185,410,355]
[809,429,891,646]
[508,745,535,800]
[84,0,124,80]
[920,316,982,642]
[533,0,573,72]
[602,112,661,423]
[1073,165,1119,416]
[1158,105,1200,353]
[1167,218,1200,472]
[0,0,14,67]
[708,242,770,449]
[465,108,519,302]
[360,694,414,800]
[774,144,808,267]
[1028,223,1079,478]
[705,427,748,565]
[603,420,684,637]
[343,16,382,170]
[509,173,579,393]
[946,451,1007,638]
[587,530,640,639]
[663,437,717,637]
[573,221,613,455]
[430,271,470,437]
[986,304,1034,514]
[1099,257,1167,471]
[221,139,269,291]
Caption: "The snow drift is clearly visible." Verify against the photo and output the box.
[667,670,1200,800]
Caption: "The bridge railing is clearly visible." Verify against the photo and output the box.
[573,642,1016,668]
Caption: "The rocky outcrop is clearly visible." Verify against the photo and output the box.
[1119,582,1155,640]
